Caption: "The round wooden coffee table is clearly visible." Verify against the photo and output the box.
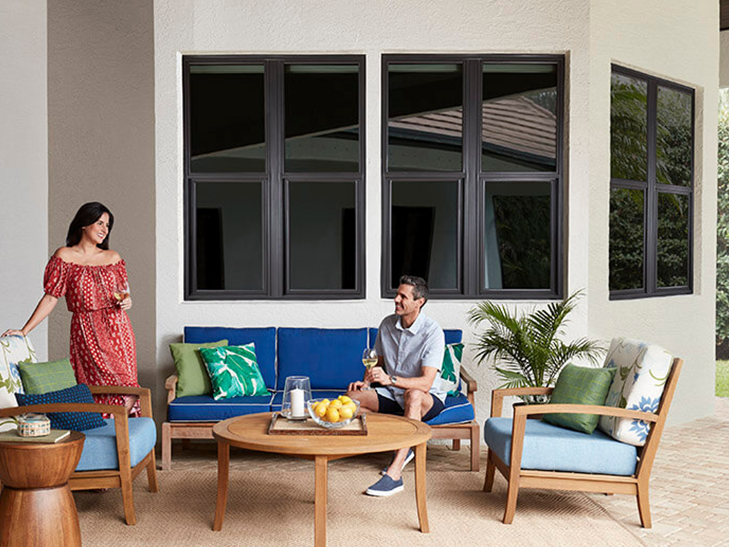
[0,431,85,547]
[212,413,432,547]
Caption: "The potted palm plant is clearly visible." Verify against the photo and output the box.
[467,291,604,399]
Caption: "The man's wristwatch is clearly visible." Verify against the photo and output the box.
[390,375,398,386]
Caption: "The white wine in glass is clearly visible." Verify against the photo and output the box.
[114,281,130,304]
[362,347,378,390]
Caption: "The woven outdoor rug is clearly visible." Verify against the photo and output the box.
[76,467,646,546]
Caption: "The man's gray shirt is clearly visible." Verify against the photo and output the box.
[374,312,446,407]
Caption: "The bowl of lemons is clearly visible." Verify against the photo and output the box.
[307,395,361,429]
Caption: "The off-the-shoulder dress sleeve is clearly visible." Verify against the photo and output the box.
[117,259,129,285]
[43,256,69,297]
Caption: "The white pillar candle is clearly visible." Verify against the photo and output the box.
[290,388,305,418]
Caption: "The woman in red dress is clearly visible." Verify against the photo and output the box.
[2,202,139,415]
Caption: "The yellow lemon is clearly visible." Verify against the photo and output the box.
[343,402,357,415]
[329,399,343,409]
[320,399,330,407]
[315,403,328,417]
[325,408,340,423]
[338,395,352,404]
[338,406,354,421]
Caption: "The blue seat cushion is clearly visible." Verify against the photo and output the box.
[425,393,475,426]
[277,328,367,390]
[184,327,277,391]
[271,389,343,412]
[484,417,638,476]
[168,394,273,422]
[75,417,156,472]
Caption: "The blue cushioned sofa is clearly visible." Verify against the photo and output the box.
[162,326,479,471]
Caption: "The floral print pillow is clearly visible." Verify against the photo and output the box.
[0,335,37,432]
[598,338,674,447]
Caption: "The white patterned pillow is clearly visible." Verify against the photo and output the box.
[597,338,673,447]
[0,335,37,432]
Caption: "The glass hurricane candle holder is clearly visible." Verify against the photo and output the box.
[281,376,312,420]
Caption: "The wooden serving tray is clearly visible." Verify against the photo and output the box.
[268,413,368,436]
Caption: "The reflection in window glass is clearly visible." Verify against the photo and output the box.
[657,86,692,187]
[288,182,356,290]
[657,193,689,287]
[388,64,463,172]
[391,181,459,289]
[611,73,647,182]
[484,182,551,289]
[195,182,263,290]
[190,65,265,173]
[609,188,644,291]
[482,64,557,172]
[285,65,360,173]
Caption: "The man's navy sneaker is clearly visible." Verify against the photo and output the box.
[365,474,404,497]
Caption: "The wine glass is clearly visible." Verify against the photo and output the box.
[114,281,130,306]
[362,347,378,390]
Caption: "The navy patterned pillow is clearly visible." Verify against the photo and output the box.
[16,384,106,431]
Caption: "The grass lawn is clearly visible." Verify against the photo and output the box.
[718,361,729,397]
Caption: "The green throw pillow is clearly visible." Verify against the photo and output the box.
[169,339,228,397]
[543,364,617,434]
[441,343,463,396]
[199,344,271,400]
[18,358,77,395]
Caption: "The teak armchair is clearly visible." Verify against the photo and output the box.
[483,358,683,527]
[0,385,159,525]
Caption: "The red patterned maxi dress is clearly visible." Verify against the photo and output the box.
[43,256,140,415]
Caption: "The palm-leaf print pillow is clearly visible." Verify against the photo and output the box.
[199,344,271,400]
[440,343,464,396]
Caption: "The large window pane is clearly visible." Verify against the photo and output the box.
[285,65,360,172]
[656,86,692,187]
[391,181,459,290]
[195,182,263,290]
[484,181,551,289]
[190,65,265,173]
[609,188,644,291]
[482,64,557,172]
[657,193,689,287]
[611,73,647,182]
[288,182,356,290]
[388,64,463,172]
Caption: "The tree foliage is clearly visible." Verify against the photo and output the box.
[716,90,729,357]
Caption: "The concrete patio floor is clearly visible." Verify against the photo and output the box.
[168,397,729,546]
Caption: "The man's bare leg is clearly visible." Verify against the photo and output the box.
[386,389,433,480]
[346,387,380,413]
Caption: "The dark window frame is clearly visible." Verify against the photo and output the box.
[381,54,565,300]
[609,64,694,300]
[183,55,366,300]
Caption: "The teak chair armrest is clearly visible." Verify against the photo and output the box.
[490,387,554,417]
[512,402,660,423]
[87,386,154,419]
[459,366,478,394]
[0,403,127,419]
[165,374,178,404]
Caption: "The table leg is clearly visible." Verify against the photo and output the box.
[314,455,328,547]
[213,441,230,531]
[414,442,429,533]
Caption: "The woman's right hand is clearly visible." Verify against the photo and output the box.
[1,329,24,338]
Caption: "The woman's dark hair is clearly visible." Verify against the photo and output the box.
[66,202,114,249]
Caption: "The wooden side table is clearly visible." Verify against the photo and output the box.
[0,431,85,547]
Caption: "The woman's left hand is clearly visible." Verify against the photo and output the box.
[120,296,132,311]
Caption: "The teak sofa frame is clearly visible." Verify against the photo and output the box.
[484,358,683,527]
[0,385,159,526]
[161,368,481,472]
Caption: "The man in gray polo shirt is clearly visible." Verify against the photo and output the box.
[347,275,446,497]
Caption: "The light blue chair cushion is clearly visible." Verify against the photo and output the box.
[184,327,277,391]
[75,417,156,472]
[484,417,638,476]
[277,328,367,390]
[168,394,273,421]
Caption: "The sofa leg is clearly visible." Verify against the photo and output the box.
[483,450,495,493]
[121,476,137,525]
[161,422,172,471]
[636,481,652,528]
[452,439,461,451]
[470,424,480,472]
[503,477,519,524]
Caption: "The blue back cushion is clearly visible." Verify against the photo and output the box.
[277,328,368,390]
[368,328,462,346]
[184,327,277,390]
[16,384,106,431]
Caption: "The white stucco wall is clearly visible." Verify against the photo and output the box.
[588,0,719,423]
[720,30,729,88]
[0,0,48,360]
[154,0,717,428]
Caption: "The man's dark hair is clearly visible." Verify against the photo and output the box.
[399,275,429,304]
